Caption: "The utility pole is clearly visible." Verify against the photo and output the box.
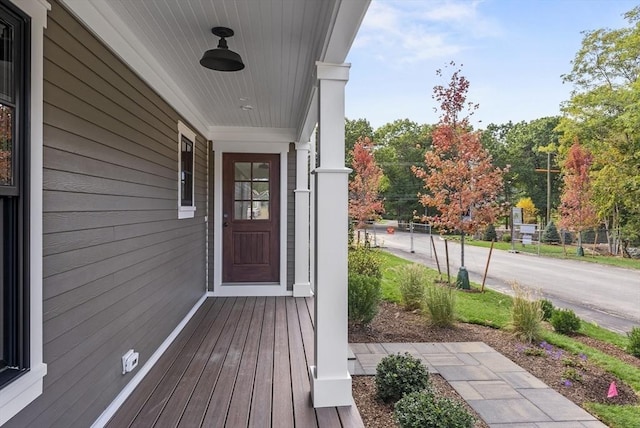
[536,145,559,224]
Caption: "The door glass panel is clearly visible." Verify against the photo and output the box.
[234,201,250,220]
[253,162,269,181]
[0,105,13,185]
[0,19,14,104]
[234,182,251,200]
[234,162,251,180]
[252,182,269,200]
[255,201,269,220]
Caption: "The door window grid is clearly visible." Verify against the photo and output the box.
[233,161,269,220]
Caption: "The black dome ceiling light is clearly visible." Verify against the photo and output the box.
[200,27,244,72]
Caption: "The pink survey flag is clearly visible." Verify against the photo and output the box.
[607,381,618,398]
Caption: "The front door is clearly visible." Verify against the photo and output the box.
[222,153,280,282]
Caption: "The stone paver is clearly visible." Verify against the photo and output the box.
[349,342,606,427]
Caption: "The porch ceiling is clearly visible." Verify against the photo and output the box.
[61,0,370,142]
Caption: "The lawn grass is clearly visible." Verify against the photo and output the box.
[584,403,640,428]
[375,249,640,427]
[463,238,640,270]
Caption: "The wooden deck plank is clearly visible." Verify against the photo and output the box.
[137,299,234,427]
[337,405,365,428]
[106,298,217,428]
[174,297,248,427]
[225,297,266,427]
[271,297,294,428]
[201,297,258,426]
[316,407,342,428]
[286,297,318,428]
[248,297,275,428]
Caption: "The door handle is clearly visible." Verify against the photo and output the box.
[224,221,229,227]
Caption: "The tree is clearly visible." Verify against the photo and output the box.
[373,119,431,221]
[349,137,385,229]
[413,64,506,289]
[558,6,640,251]
[345,118,374,167]
[558,139,599,256]
[516,197,538,224]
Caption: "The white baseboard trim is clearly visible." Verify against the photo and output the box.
[91,293,208,428]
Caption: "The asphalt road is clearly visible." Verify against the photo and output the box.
[363,225,640,334]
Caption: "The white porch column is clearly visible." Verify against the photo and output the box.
[293,140,312,297]
[310,61,352,407]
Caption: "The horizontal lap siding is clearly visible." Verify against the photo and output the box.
[5,1,207,427]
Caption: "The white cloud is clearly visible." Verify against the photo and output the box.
[353,0,502,66]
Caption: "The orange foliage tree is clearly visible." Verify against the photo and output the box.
[413,64,506,287]
[349,137,385,229]
[558,139,599,255]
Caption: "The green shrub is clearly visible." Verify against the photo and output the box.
[424,284,455,327]
[550,309,581,335]
[501,233,511,242]
[540,298,555,321]
[375,353,429,403]
[542,221,560,244]
[627,326,640,357]
[483,224,497,241]
[508,284,543,343]
[394,391,474,428]
[348,273,381,325]
[348,246,382,279]
[396,264,429,311]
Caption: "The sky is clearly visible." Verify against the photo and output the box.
[345,0,637,130]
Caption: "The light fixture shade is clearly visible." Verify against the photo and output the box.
[200,27,245,72]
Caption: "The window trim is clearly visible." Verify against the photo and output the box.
[178,121,196,219]
[0,0,49,425]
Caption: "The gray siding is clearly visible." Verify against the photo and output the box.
[287,144,296,290]
[6,1,206,426]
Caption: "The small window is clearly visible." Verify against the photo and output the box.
[177,121,196,219]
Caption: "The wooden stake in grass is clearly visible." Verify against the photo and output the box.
[444,239,451,285]
[430,235,442,281]
[481,239,495,292]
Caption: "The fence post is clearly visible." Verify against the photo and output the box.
[410,221,415,253]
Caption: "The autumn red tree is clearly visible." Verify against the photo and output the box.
[558,139,599,256]
[349,137,385,230]
[413,64,506,288]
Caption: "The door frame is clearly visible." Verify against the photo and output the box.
[210,140,290,296]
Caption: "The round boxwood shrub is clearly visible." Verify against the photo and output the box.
[394,391,475,428]
[539,298,555,321]
[626,326,640,358]
[550,308,581,335]
[348,273,381,325]
[375,353,429,403]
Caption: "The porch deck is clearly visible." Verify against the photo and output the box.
[106,297,363,428]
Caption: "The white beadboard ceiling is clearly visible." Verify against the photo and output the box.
[62,0,370,142]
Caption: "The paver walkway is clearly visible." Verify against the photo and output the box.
[350,342,608,428]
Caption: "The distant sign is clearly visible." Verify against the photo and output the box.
[520,224,536,234]
[512,207,523,226]
[522,234,533,245]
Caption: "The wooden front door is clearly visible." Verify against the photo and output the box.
[222,153,280,282]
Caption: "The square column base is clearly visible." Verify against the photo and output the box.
[293,282,313,297]
[309,365,353,407]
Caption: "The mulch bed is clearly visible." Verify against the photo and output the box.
[349,301,639,428]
